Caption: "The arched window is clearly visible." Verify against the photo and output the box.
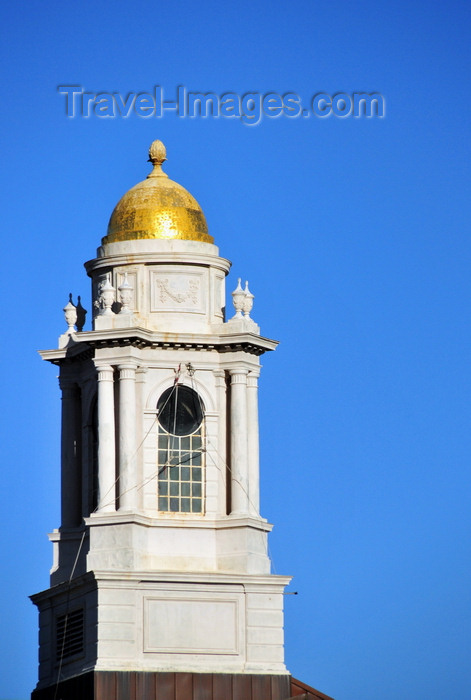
[157,385,204,514]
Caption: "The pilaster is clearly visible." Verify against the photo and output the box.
[213,369,228,515]
[247,370,260,516]
[135,366,148,512]
[118,363,137,512]
[59,377,82,528]
[96,364,116,512]
[230,368,249,515]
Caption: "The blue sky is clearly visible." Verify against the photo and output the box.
[1,1,470,699]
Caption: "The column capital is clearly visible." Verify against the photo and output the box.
[247,372,260,388]
[230,368,249,384]
[213,369,226,386]
[96,364,114,382]
[118,363,138,380]
[136,366,148,382]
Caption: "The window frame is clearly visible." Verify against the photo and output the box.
[156,384,205,515]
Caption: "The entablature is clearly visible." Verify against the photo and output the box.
[39,328,278,365]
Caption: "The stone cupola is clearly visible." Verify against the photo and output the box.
[30,141,301,700]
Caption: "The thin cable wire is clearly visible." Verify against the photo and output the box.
[52,379,179,684]
[53,528,87,700]
[188,369,274,569]
[96,380,179,511]
[52,374,186,690]
[52,363,278,690]
[203,433,277,573]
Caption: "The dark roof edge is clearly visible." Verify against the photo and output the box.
[290,676,335,700]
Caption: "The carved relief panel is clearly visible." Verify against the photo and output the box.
[150,270,205,315]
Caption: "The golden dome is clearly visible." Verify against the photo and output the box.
[103,140,213,245]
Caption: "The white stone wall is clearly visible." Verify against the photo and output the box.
[33,227,290,689]
[94,574,289,675]
[86,239,230,333]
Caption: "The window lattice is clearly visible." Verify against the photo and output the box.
[56,608,84,661]
[157,429,204,513]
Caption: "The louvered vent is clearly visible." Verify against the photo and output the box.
[56,608,84,661]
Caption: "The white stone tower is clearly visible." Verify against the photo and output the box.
[31,141,297,700]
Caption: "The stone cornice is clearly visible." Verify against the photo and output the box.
[85,511,273,532]
[30,569,292,603]
[85,250,231,276]
[39,328,278,365]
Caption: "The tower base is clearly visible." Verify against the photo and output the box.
[31,671,335,700]
[31,670,291,700]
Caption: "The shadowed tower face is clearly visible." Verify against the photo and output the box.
[30,141,297,700]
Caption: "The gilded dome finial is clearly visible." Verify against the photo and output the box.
[104,141,213,244]
[148,140,168,179]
